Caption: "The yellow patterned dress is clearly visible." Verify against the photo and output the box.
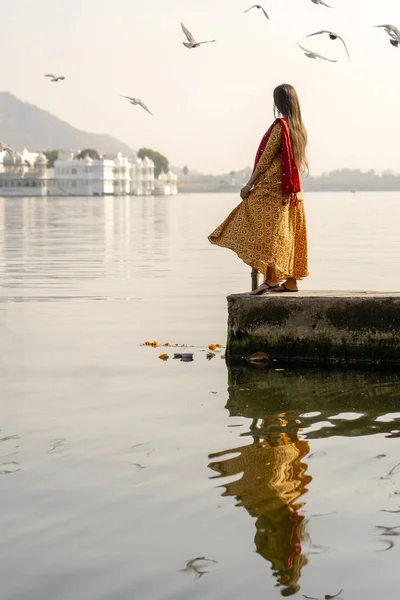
[208,123,309,280]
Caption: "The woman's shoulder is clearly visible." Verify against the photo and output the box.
[270,120,283,137]
[273,118,286,129]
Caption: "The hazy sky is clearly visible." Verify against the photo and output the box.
[2,0,400,174]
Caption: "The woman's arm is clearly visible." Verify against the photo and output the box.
[241,124,282,199]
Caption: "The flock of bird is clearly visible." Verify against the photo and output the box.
[145,1,399,108]
[1,0,399,155]
[178,1,400,67]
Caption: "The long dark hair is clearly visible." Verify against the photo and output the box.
[273,84,308,174]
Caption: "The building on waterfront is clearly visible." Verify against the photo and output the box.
[0,148,178,197]
[53,149,154,196]
[0,149,49,196]
[153,170,178,196]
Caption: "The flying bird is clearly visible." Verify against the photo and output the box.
[243,5,270,19]
[45,74,65,82]
[306,30,351,60]
[121,96,153,115]
[180,557,218,580]
[297,43,337,62]
[181,23,216,48]
[0,142,14,160]
[311,0,332,7]
[375,24,400,47]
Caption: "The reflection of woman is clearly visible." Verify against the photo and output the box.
[208,84,309,294]
[209,426,311,596]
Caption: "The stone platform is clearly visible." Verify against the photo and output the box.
[227,291,400,367]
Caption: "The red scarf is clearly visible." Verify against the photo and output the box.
[252,118,301,205]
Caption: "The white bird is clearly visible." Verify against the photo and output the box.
[375,24,400,48]
[181,23,216,49]
[306,30,351,60]
[0,142,15,160]
[180,557,218,580]
[121,96,153,115]
[297,43,337,62]
[311,0,332,8]
[243,5,270,19]
[45,74,65,82]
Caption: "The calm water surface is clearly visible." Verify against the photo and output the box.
[1,193,400,600]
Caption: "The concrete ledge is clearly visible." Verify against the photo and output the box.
[226,291,400,367]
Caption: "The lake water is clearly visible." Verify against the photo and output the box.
[1,193,400,600]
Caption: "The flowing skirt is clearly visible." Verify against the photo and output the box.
[208,188,309,280]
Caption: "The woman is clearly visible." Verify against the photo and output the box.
[208,84,309,294]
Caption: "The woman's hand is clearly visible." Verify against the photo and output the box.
[240,184,252,200]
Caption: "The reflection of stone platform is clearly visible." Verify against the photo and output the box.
[227,292,400,367]
[225,366,400,439]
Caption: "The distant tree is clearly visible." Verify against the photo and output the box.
[138,148,169,178]
[76,149,101,160]
[183,166,189,182]
[43,150,59,168]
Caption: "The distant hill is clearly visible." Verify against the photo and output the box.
[175,165,400,193]
[0,92,133,154]
[303,169,400,192]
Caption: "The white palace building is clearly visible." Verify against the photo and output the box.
[0,149,178,197]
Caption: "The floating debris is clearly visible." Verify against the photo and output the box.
[208,343,222,351]
[173,353,183,359]
[206,352,215,360]
[143,341,222,353]
[159,354,169,361]
[181,353,194,362]
[248,352,271,363]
